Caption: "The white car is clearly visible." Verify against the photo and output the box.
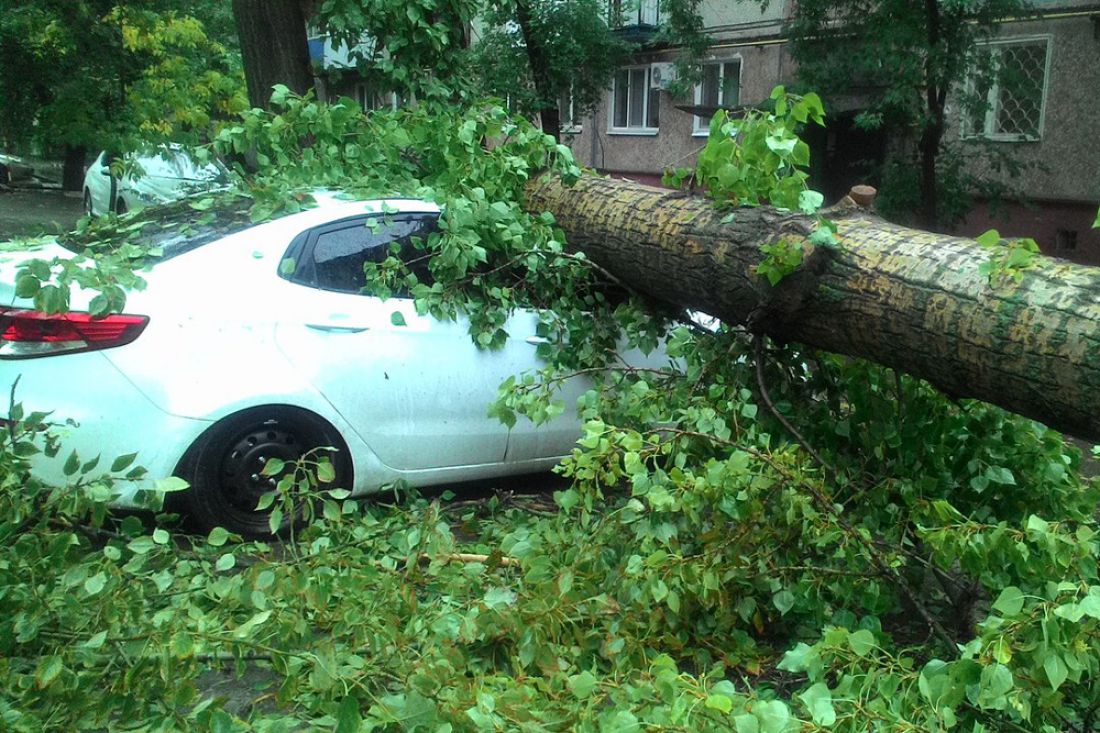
[83,146,230,216]
[0,195,607,536]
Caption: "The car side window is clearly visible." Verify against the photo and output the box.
[281,213,438,296]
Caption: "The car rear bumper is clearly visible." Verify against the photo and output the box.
[0,351,212,506]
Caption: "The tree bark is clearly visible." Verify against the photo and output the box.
[512,0,561,142]
[61,145,86,193]
[526,175,1100,442]
[232,0,315,109]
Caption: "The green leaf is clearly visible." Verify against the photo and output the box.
[35,656,64,688]
[773,589,795,615]
[216,553,236,571]
[261,457,285,477]
[600,710,640,733]
[798,190,824,214]
[208,527,230,547]
[734,714,759,733]
[755,700,790,733]
[127,536,156,555]
[335,695,362,733]
[569,670,598,699]
[798,682,836,725]
[151,476,189,492]
[110,453,138,472]
[317,459,336,483]
[483,587,517,610]
[705,693,733,714]
[848,629,876,657]
[992,586,1025,616]
[976,229,1002,248]
[391,311,407,326]
[84,572,107,595]
[233,610,272,638]
[1044,653,1068,691]
[63,450,80,477]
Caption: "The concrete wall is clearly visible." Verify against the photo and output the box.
[949,9,1100,259]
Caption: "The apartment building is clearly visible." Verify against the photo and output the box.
[568,0,1100,261]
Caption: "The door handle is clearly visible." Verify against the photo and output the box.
[526,336,551,345]
[306,323,370,334]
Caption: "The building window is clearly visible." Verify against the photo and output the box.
[693,59,741,135]
[1055,229,1078,253]
[964,37,1051,141]
[609,66,659,134]
[607,0,660,28]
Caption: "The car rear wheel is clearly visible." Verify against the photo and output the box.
[83,189,94,216]
[177,406,352,538]
[114,197,127,215]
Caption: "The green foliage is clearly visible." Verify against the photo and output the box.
[664,87,836,286]
[0,1,245,154]
[673,87,824,210]
[976,228,1042,286]
[311,0,481,102]
[471,0,632,124]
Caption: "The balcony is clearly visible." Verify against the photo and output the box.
[608,0,661,43]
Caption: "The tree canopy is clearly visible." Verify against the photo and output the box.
[0,0,244,186]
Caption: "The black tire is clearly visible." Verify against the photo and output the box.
[176,406,352,538]
[83,189,94,216]
[114,197,127,215]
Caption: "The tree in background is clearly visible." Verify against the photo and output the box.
[0,0,245,190]
[309,0,481,102]
[788,0,1028,229]
[472,0,632,141]
[472,0,711,141]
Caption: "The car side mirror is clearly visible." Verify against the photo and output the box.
[100,166,112,175]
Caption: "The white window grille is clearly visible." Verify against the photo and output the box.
[609,66,660,134]
[965,37,1051,141]
[693,59,742,135]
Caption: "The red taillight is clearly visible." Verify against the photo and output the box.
[0,308,148,359]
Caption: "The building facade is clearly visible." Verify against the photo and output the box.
[567,0,1100,262]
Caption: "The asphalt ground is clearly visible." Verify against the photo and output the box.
[0,188,84,241]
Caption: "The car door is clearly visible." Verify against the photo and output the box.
[271,212,536,472]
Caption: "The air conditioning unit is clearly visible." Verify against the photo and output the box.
[650,63,677,90]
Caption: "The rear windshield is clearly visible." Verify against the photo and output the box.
[59,196,254,263]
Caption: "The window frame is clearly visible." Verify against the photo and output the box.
[963,35,1052,142]
[607,65,660,136]
[280,213,439,297]
[692,57,743,136]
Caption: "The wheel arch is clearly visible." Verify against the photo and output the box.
[173,402,355,486]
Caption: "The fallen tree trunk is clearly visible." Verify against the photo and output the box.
[527,175,1100,442]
